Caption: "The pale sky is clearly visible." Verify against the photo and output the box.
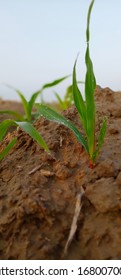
[0,0,121,101]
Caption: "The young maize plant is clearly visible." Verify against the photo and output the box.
[37,0,107,168]
[54,85,73,111]
[0,119,49,161]
[0,76,69,160]
[54,81,84,111]
[0,75,70,122]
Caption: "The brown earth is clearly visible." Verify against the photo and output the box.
[0,100,24,121]
[0,86,121,260]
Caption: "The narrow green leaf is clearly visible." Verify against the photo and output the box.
[54,92,66,110]
[4,84,29,121]
[16,121,49,152]
[73,58,87,133]
[42,75,71,90]
[0,120,17,141]
[28,89,43,117]
[92,117,107,162]
[85,0,96,158]
[0,110,24,121]
[85,46,96,157]
[64,85,73,105]
[37,104,89,153]
[65,82,84,104]
[86,0,95,43]
[0,119,49,152]
[65,85,72,96]
[0,138,17,161]
[15,90,30,121]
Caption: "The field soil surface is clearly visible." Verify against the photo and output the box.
[0,86,121,260]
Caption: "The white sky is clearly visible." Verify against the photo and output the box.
[0,0,121,101]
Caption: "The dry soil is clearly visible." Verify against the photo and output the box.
[0,86,121,259]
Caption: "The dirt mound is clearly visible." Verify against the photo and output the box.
[0,86,121,260]
[0,100,24,122]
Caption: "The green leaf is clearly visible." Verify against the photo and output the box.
[37,104,89,153]
[64,85,73,105]
[0,120,17,141]
[4,84,30,121]
[0,138,17,161]
[42,75,71,90]
[85,0,96,158]
[16,90,30,121]
[16,121,49,152]
[73,58,87,133]
[85,45,96,158]
[0,119,49,152]
[54,92,66,110]
[29,75,71,111]
[28,89,42,117]
[86,0,95,43]
[92,117,107,162]
[0,110,24,121]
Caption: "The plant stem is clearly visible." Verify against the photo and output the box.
[89,159,95,169]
